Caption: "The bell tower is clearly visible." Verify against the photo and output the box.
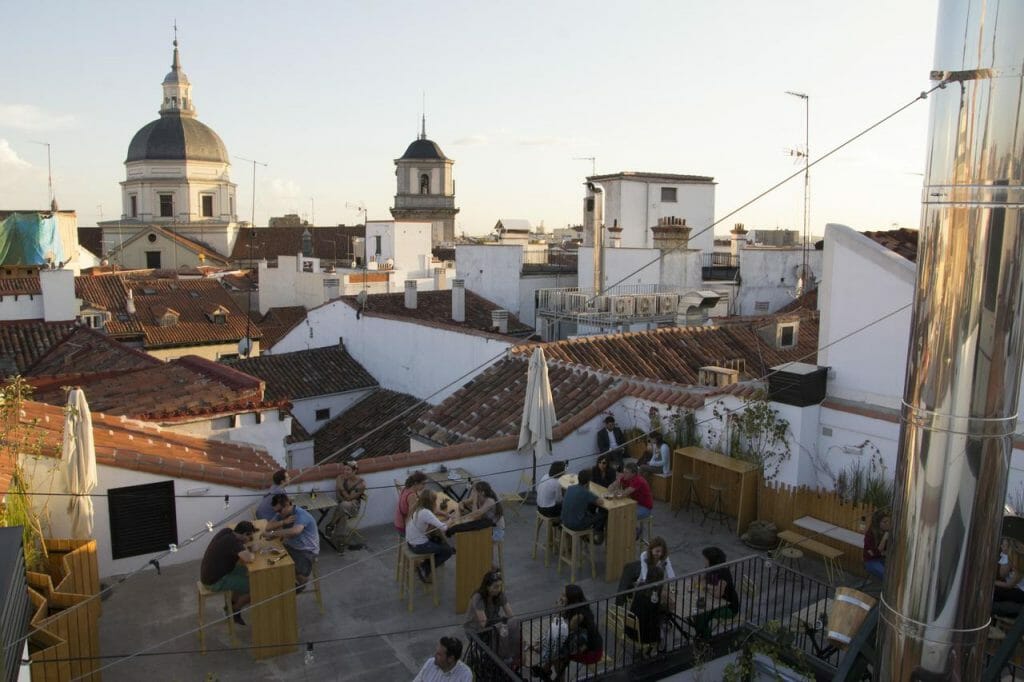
[391,115,458,246]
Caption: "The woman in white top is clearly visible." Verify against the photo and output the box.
[406,489,454,583]
[537,461,567,518]
[640,433,671,476]
[638,536,675,583]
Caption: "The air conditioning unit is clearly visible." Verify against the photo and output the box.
[612,296,635,316]
[658,294,679,315]
[635,295,656,316]
[594,295,610,313]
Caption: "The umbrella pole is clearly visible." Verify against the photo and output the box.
[526,450,538,506]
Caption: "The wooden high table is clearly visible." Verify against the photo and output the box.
[558,474,637,582]
[249,519,299,659]
[670,446,760,535]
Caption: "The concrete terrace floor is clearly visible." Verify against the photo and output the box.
[95,499,825,681]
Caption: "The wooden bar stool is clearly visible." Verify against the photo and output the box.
[675,473,704,520]
[557,526,596,583]
[399,545,439,612]
[701,483,731,532]
[196,582,235,653]
[532,512,561,566]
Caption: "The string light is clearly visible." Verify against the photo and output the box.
[223,495,230,509]
[206,521,214,533]
[168,543,178,553]
[304,642,314,665]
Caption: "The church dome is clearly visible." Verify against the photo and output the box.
[126,114,229,164]
[400,138,448,161]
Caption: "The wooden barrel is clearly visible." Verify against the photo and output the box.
[827,587,877,649]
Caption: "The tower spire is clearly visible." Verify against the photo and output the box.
[420,91,426,140]
[160,24,194,116]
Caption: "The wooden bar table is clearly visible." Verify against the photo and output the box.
[670,446,760,535]
[558,474,637,582]
[249,520,298,659]
[454,527,493,613]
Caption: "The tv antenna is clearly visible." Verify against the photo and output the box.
[573,156,596,176]
[30,141,54,208]
[234,156,268,227]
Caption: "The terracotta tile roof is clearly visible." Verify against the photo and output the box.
[75,274,261,348]
[862,228,919,262]
[32,355,280,422]
[256,306,308,350]
[5,400,277,490]
[0,277,42,295]
[26,326,161,379]
[229,226,364,262]
[338,289,533,337]
[221,272,256,292]
[527,312,819,384]
[77,227,103,258]
[224,345,377,401]
[314,389,429,463]
[775,288,818,314]
[0,321,78,378]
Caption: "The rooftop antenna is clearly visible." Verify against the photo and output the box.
[234,154,268,358]
[573,156,596,176]
[30,140,53,208]
[785,90,810,298]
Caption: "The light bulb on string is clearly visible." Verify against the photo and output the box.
[304,642,314,665]
[168,543,178,553]
[224,495,230,509]
[206,521,214,533]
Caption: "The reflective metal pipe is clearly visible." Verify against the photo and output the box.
[878,1,1024,678]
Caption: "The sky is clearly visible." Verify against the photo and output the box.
[0,1,938,236]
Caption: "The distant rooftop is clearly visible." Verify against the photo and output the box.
[255,306,308,351]
[862,227,919,262]
[338,289,533,337]
[224,345,377,402]
[229,225,364,262]
[0,320,78,378]
[314,389,429,463]
[588,171,715,184]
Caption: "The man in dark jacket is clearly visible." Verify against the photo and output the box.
[596,415,627,471]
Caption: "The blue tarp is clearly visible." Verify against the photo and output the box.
[0,213,66,266]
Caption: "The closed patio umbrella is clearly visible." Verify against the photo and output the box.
[517,347,557,489]
[62,388,97,538]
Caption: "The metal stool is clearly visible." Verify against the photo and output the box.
[777,546,804,574]
[532,512,561,566]
[558,526,596,583]
[196,582,235,653]
[701,483,731,531]
[675,473,704,520]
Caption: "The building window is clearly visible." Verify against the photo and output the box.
[420,173,430,195]
[108,481,178,560]
[585,198,595,212]
[660,187,678,202]
[229,197,234,216]
[754,301,770,312]
[147,233,157,243]
[778,323,797,348]
[374,236,382,256]
[145,251,162,269]
[201,195,214,217]
[159,194,173,217]
[315,408,330,421]
[130,195,138,218]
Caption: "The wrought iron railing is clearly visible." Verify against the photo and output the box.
[701,252,740,281]
[463,554,837,681]
[521,250,578,272]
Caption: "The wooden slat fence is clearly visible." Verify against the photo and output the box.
[759,482,878,575]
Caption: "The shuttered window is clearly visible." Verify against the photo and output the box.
[108,481,178,560]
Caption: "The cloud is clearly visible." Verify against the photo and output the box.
[270,178,300,198]
[516,136,569,147]
[451,134,489,146]
[0,139,31,168]
[0,104,76,131]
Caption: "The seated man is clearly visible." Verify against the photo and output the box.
[200,521,256,625]
[255,468,288,521]
[326,460,366,545]
[560,468,606,544]
[263,493,320,591]
[609,463,655,532]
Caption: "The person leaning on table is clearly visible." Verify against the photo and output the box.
[263,493,320,592]
[200,521,256,625]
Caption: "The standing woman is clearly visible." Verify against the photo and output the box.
[406,489,454,583]
[638,536,676,583]
[395,471,429,538]
[590,454,618,488]
[863,509,891,579]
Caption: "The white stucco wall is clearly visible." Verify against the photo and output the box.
[456,244,523,313]
[577,247,662,290]
[146,340,260,362]
[258,254,333,314]
[365,221,433,275]
[290,389,375,434]
[272,299,512,403]
[0,294,43,321]
[598,178,716,253]
[166,409,291,465]
[734,247,824,316]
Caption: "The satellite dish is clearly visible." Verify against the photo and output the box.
[238,337,253,357]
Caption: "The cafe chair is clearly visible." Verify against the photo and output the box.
[557,526,596,583]
[399,546,439,612]
[532,511,561,566]
[606,604,656,659]
[499,471,532,518]
[196,582,235,653]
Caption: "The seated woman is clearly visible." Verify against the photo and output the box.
[537,461,567,519]
[628,564,669,650]
[639,432,671,476]
[326,461,366,543]
[639,536,676,583]
[863,510,891,579]
[447,481,505,540]
[994,537,1024,604]
[394,471,429,538]
[590,454,617,488]
[690,546,740,639]
[531,583,604,681]
[405,489,454,583]
[464,570,520,669]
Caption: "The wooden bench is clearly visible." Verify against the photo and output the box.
[649,473,672,502]
[777,530,845,585]
[793,516,865,549]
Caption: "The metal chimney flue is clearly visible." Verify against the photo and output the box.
[878,2,1024,679]
[404,280,417,309]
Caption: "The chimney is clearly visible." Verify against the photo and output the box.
[650,216,692,251]
[40,268,77,322]
[404,280,417,309]
[730,223,748,258]
[451,279,466,322]
[126,288,136,314]
[876,2,1024,678]
[490,309,509,334]
[433,267,447,290]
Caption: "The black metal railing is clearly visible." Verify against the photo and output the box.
[701,252,740,281]
[521,251,578,273]
[463,554,837,681]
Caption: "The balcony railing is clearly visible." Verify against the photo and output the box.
[521,250,578,273]
[702,252,740,281]
[464,554,838,681]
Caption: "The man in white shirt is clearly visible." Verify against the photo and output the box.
[412,636,474,681]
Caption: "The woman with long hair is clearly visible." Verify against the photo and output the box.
[394,470,428,537]
[590,454,617,488]
[537,461,567,518]
[447,481,505,539]
[639,536,675,582]
[531,583,604,681]
[464,569,520,667]
[405,489,453,583]
[690,546,740,639]
[863,509,891,579]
